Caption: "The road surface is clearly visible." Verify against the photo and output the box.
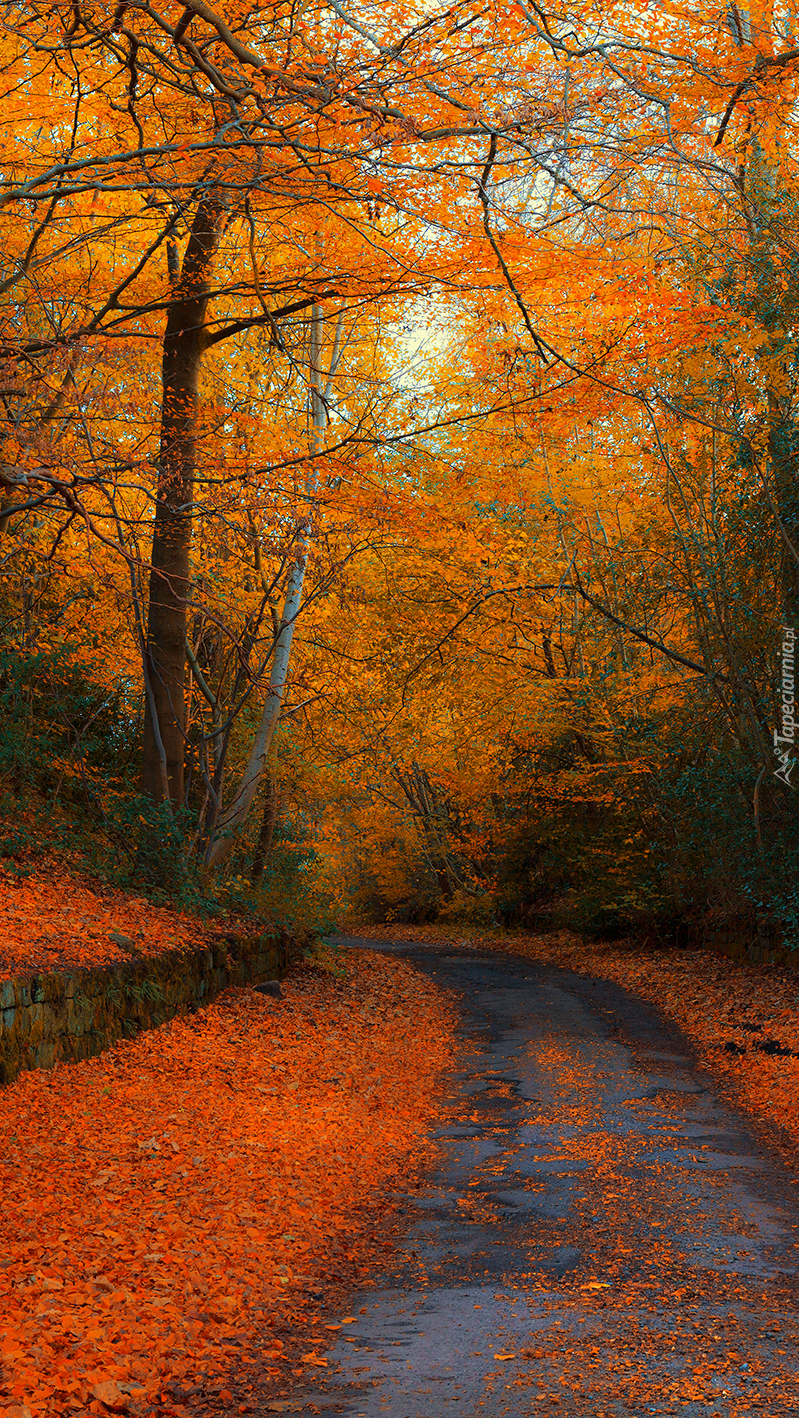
[289,939,799,1417]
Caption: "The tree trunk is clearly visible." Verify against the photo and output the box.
[767,389,799,628]
[251,767,279,883]
[204,302,344,868]
[203,542,305,866]
[141,196,226,806]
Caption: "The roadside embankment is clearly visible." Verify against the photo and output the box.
[0,868,301,1086]
[0,946,458,1418]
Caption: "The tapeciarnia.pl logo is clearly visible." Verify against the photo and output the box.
[774,625,797,788]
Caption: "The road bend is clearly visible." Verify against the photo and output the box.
[289,939,799,1418]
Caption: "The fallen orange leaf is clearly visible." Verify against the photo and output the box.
[0,943,457,1418]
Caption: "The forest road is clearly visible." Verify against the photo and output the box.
[288,939,799,1417]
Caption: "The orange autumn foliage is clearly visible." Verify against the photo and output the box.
[0,0,795,942]
[0,950,457,1418]
[0,867,214,978]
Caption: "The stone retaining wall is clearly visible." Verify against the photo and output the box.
[0,929,303,1086]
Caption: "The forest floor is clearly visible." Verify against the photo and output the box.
[0,866,216,977]
[3,884,799,1417]
[0,895,458,1418]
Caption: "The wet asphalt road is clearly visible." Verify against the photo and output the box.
[290,939,799,1417]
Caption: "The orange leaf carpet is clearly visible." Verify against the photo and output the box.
[0,949,457,1417]
[0,867,214,977]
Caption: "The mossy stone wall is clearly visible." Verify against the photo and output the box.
[0,930,301,1086]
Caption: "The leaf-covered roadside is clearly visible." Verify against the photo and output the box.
[0,950,457,1418]
[0,867,216,978]
[350,923,799,1160]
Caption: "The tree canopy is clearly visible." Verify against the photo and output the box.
[2,0,798,949]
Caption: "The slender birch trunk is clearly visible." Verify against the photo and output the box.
[204,304,343,868]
